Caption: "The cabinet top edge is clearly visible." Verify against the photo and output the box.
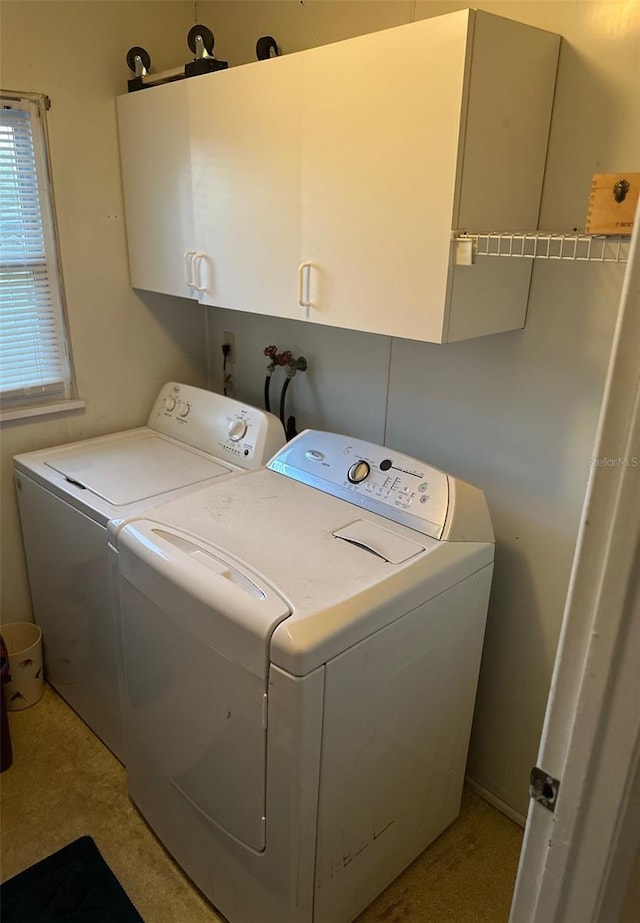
[116,7,562,101]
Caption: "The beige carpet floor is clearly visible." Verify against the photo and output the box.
[1,685,523,922]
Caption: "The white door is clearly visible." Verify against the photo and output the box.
[117,81,196,299]
[510,214,640,921]
[187,55,302,317]
[299,15,469,341]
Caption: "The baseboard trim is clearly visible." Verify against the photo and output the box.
[465,777,527,828]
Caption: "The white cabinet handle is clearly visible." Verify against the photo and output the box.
[192,252,207,292]
[298,261,312,309]
[183,250,196,288]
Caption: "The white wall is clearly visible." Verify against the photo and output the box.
[0,2,207,623]
[199,0,639,816]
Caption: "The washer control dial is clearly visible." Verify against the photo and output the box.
[178,401,191,418]
[347,460,370,484]
[228,419,248,442]
[165,395,177,412]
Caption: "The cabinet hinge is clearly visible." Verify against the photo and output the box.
[262,692,268,730]
[530,766,560,812]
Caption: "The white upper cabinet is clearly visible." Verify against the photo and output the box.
[299,14,469,342]
[187,53,303,317]
[299,10,559,341]
[117,79,196,300]
[117,10,559,342]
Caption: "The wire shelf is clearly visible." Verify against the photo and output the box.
[453,232,630,264]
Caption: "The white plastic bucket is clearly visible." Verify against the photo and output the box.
[2,622,44,711]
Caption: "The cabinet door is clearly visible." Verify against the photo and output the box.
[300,13,471,342]
[117,81,196,299]
[188,55,302,317]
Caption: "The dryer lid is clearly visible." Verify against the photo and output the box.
[45,434,230,505]
[117,520,292,680]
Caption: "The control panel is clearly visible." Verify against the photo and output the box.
[148,383,285,469]
[268,430,450,540]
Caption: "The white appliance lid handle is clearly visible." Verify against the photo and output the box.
[119,521,290,621]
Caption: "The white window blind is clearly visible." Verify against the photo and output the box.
[0,92,75,413]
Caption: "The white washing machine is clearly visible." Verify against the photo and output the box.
[111,429,495,923]
[14,383,284,761]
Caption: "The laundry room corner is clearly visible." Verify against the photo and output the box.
[0,1,209,626]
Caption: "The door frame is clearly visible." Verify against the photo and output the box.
[510,209,640,921]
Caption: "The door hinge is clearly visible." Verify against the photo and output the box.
[530,766,560,812]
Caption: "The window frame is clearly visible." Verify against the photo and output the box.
[0,90,81,423]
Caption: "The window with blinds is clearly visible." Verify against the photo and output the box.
[0,92,76,416]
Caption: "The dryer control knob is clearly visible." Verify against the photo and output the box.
[228,419,248,442]
[178,401,191,418]
[165,395,177,412]
[348,460,370,484]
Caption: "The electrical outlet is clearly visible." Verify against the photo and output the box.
[223,331,235,359]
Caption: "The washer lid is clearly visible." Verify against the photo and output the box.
[45,434,231,505]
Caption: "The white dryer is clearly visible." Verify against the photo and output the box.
[14,383,284,760]
[112,429,495,923]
